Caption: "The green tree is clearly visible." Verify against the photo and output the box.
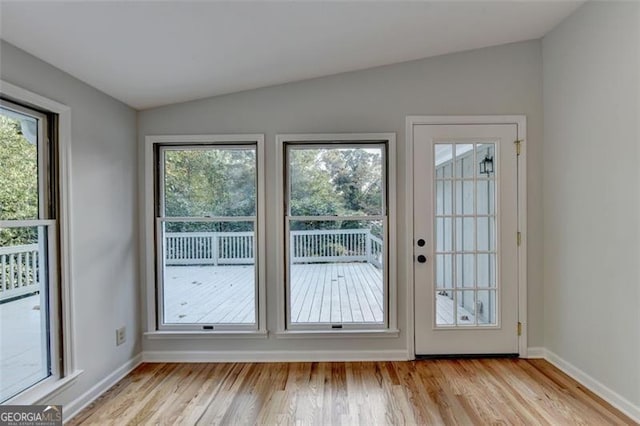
[163,148,256,232]
[0,115,38,245]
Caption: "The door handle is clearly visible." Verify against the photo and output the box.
[417,238,426,247]
[417,255,427,263]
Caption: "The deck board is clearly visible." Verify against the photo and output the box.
[162,262,385,325]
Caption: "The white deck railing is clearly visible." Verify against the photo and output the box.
[165,229,383,268]
[0,244,40,302]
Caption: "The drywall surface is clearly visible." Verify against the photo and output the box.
[543,1,640,407]
[139,40,544,353]
[0,41,140,406]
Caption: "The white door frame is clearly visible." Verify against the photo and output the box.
[405,115,527,358]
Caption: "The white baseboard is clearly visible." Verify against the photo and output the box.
[525,347,546,359]
[543,349,640,423]
[142,350,410,363]
[63,354,143,422]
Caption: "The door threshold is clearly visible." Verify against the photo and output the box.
[415,353,519,360]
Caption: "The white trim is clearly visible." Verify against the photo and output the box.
[274,329,400,339]
[5,370,83,406]
[62,355,143,423]
[525,347,546,359]
[275,133,397,333]
[144,330,268,339]
[0,80,77,392]
[544,349,640,423]
[143,350,410,363]
[143,134,266,334]
[405,115,527,358]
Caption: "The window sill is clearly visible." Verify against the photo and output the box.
[5,370,83,405]
[144,330,269,340]
[274,329,400,339]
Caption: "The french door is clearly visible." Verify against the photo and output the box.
[412,118,524,355]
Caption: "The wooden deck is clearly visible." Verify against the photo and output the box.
[163,262,384,324]
[163,263,476,326]
[0,294,48,402]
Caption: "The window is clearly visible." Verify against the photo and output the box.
[281,135,396,331]
[0,99,60,401]
[152,136,265,332]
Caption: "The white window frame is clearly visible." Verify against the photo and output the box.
[275,133,397,335]
[144,135,266,337]
[0,80,81,404]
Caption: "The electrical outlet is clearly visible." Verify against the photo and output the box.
[116,326,126,346]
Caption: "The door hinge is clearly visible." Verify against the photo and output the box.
[517,232,522,246]
[517,322,522,336]
[515,140,522,156]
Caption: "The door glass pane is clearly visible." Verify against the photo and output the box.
[0,226,50,401]
[455,218,474,252]
[0,108,39,221]
[435,254,452,289]
[455,181,474,215]
[477,217,495,251]
[288,219,384,325]
[476,180,495,215]
[163,147,256,217]
[436,218,452,252]
[455,144,474,178]
[434,144,453,178]
[434,142,499,328]
[456,290,475,325]
[477,254,496,288]
[435,291,454,325]
[477,290,497,325]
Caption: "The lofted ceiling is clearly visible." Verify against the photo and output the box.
[0,1,582,110]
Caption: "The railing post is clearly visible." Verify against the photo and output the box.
[366,231,372,264]
[212,233,219,266]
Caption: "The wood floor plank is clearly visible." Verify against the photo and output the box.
[69,359,636,425]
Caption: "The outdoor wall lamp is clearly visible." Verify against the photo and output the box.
[479,155,494,175]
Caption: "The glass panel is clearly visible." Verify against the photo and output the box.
[161,220,256,325]
[0,107,40,221]
[456,290,475,325]
[436,218,452,252]
[435,254,452,289]
[455,218,475,252]
[435,291,454,325]
[436,181,452,216]
[163,147,256,217]
[477,290,497,325]
[477,254,496,288]
[434,144,453,178]
[476,180,495,215]
[455,181,474,215]
[456,254,475,288]
[0,226,50,402]
[289,147,383,217]
[455,144,474,178]
[289,220,384,324]
[476,143,496,178]
[477,217,495,252]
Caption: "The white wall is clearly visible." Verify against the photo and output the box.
[0,41,140,407]
[139,40,544,354]
[543,1,640,408]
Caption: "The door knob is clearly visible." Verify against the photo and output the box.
[417,255,427,263]
[417,239,426,247]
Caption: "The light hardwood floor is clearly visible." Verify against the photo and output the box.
[68,359,634,425]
